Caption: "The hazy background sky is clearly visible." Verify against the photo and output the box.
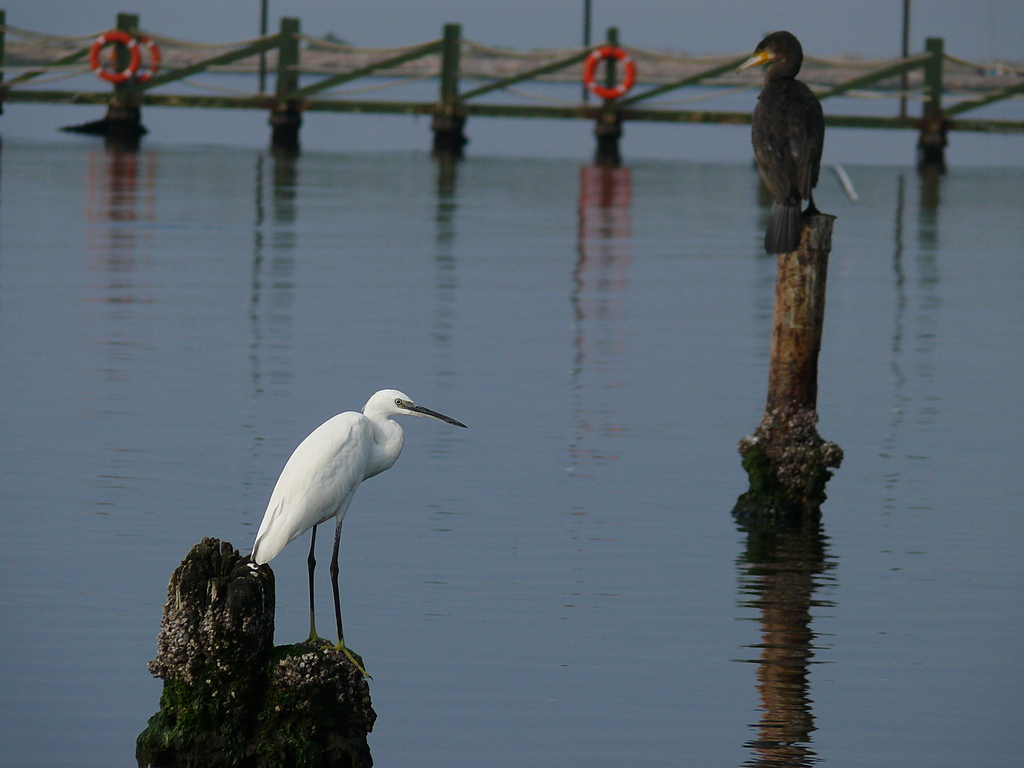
[7,1,1023,63]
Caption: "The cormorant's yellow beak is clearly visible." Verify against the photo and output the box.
[737,50,772,72]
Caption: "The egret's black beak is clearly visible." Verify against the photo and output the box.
[408,403,467,428]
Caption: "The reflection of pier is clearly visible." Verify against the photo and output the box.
[736,516,835,767]
[569,164,631,469]
[881,169,941,494]
[84,148,157,284]
[430,155,459,379]
[83,148,158,384]
[247,150,298,403]
[244,150,298,496]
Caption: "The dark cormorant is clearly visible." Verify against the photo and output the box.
[739,31,824,254]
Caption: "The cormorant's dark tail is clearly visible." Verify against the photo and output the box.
[764,202,802,254]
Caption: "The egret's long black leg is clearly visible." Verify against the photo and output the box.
[331,518,369,677]
[306,524,319,642]
[330,520,344,645]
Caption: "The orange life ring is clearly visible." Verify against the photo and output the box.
[134,35,162,82]
[582,45,637,100]
[89,30,141,84]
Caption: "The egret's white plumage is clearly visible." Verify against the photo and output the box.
[250,389,465,672]
[252,410,394,565]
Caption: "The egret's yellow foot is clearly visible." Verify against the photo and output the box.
[337,640,371,679]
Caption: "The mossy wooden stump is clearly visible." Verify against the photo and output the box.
[735,405,843,520]
[735,214,843,520]
[137,538,376,768]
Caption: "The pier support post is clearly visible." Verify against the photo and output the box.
[432,23,467,158]
[136,538,375,768]
[917,37,947,172]
[593,27,623,166]
[106,13,146,148]
[594,111,623,167]
[62,13,147,147]
[0,10,6,115]
[735,214,843,520]
[270,17,302,152]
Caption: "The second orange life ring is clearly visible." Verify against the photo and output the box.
[582,45,637,100]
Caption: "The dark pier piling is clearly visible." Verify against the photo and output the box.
[269,17,302,153]
[916,37,948,172]
[735,214,843,520]
[61,12,147,150]
[593,110,623,167]
[62,102,147,149]
[592,27,624,166]
[431,23,468,158]
[136,538,375,768]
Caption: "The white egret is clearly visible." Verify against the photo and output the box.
[251,389,466,674]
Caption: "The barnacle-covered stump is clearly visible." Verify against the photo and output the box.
[735,214,843,520]
[735,406,843,520]
[136,538,375,768]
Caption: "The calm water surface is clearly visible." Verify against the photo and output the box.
[0,135,1021,767]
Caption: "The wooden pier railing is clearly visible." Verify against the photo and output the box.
[1,10,1021,163]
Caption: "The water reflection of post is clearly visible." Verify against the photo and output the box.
[84,148,157,304]
[882,168,940,486]
[246,151,298,466]
[249,153,267,400]
[257,149,298,395]
[916,165,941,245]
[882,175,908,465]
[569,164,631,468]
[736,515,835,768]
[432,155,459,374]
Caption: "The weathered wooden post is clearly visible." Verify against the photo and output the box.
[59,13,147,144]
[581,0,592,103]
[258,0,269,94]
[593,27,623,167]
[0,10,6,115]
[137,538,376,768]
[102,12,147,148]
[432,23,467,157]
[898,0,911,118]
[735,215,843,519]
[917,37,947,172]
[270,17,302,152]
